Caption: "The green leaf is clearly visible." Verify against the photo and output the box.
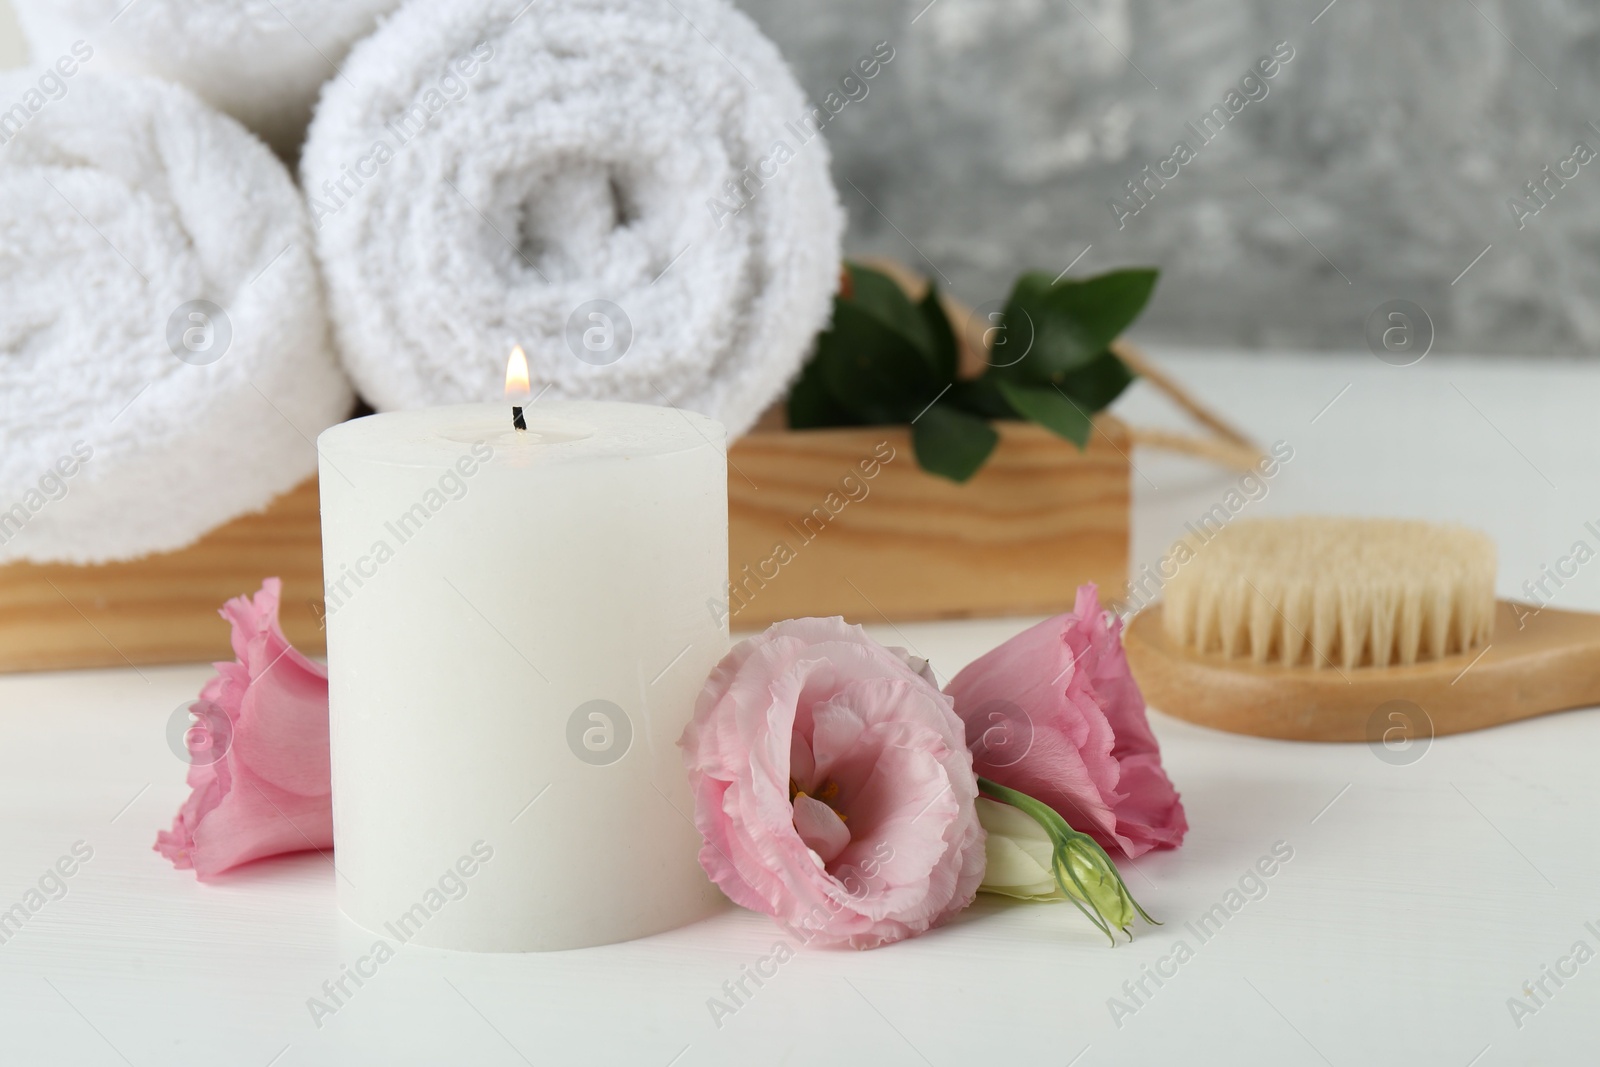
[786,344,862,428]
[996,268,1158,384]
[1056,351,1137,411]
[997,381,1094,448]
[819,300,941,424]
[912,403,999,483]
[917,279,959,383]
[844,262,937,370]
[948,377,1016,420]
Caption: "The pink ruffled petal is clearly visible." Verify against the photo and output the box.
[792,795,851,866]
[185,771,334,879]
[945,584,1187,860]
[155,579,334,880]
[232,659,330,798]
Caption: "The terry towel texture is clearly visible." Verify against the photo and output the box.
[0,73,352,565]
[302,0,843,437]
[11,0,401,157]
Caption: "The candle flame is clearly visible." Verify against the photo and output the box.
[504,344,531,399]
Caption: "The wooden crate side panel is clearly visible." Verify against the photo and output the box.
[726,420,1130,627]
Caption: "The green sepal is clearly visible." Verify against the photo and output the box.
[977,776,1158,945]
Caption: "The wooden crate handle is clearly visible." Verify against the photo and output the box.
[1111,339,1264,471]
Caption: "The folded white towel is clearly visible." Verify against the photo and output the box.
[302,0,843,438]
[11,0,401,157]
[0,72,352,565]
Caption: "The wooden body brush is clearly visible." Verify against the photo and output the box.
[1123,518,1600,741]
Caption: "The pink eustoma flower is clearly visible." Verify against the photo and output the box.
[946,584,1187,859]
[680,618,985,949]
[155,578,333,879]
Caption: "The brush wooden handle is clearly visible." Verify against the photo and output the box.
[1124,600,1600,741]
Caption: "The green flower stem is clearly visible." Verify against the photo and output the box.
[977,776,1158,945]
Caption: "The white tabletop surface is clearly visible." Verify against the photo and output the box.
[3,348,1598,1066]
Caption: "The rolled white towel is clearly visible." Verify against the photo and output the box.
[10,0,401,157]
[302,0,843,438]
[0,72,352,565]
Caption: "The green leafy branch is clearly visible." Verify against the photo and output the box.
[789,262,1159,482]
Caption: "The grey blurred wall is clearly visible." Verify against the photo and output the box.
[735,0,1600,356]
[5,1,1592,355]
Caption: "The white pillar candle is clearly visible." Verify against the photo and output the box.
[317,401,728,951]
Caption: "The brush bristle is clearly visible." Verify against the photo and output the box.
[1162,517,1496,670]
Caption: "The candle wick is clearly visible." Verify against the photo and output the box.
[512,405,526,431]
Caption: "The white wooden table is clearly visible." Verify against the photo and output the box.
[2,349,1597,1066]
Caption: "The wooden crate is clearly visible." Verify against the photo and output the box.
[0,418,1129,671]
[725,417,1129,628]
